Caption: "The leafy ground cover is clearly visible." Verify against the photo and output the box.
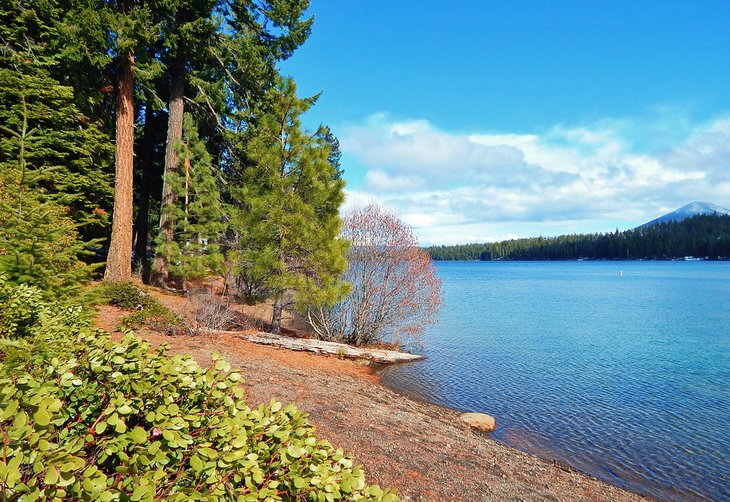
[0,280,398,501]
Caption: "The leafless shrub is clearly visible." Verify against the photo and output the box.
[187,287,237,334]
[308,204,441,347]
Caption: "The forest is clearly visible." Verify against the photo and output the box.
[0,0,353,333]
[428,214,730,261]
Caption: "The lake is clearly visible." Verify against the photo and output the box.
[378,261,730,501]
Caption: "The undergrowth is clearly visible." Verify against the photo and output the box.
[0,280,399,501]
[95,281,189,335]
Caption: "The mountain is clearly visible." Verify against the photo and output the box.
[639,202,730,228]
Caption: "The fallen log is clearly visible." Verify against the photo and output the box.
[239,332,424,364]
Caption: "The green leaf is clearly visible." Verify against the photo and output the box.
[130,484,148,501]
[114,420,127,433]
[95,421,107,434]
[252,469,263,484]
[44,467,59,485]
[129,427,147,444]
[287,445,306,458]
[214,359,230,372]
[57,471,75,487]
[33,408,50,426]
[190,455,203,473]
[2,400,18,420]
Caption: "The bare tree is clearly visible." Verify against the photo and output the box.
[309,204,441,347]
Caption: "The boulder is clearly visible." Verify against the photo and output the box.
[460,412,496,433]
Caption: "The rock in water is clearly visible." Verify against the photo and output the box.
[460,412,496,433]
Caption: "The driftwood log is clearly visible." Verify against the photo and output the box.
[239,332,424,364]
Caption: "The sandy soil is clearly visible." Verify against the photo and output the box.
[94,289,651,502]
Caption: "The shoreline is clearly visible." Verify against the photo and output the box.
[372,368,664,502]
[129,329,651,501]
[95,299,651,501]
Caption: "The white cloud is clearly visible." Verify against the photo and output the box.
[339,113,730,245]
[364,170,423,191]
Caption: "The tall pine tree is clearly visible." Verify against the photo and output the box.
[57,0,161,281]
[149,0,218,286]
[230,79,348,334]
[0,59,104,295]
[154,113,225,285]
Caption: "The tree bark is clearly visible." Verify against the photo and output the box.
[133,105,155,272]
[271,295,283,335]
[104,52,135,282]
[150,60,185,287]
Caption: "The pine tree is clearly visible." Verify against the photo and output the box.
[0,0,114,241]
[230,79,348,334]
[154,114,225,285]
[0,63,101,295]
[56,0,162,281]
[151,0,314,286]
[149,0,219,286]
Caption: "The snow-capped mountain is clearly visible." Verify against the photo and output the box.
[639,202,730,228]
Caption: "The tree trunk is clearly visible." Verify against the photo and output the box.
[150,60,185,287]
[133,105,155,272]
[271,295,283,335]
[104,52,135,282]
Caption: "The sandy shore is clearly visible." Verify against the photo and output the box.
[104,324,649,501]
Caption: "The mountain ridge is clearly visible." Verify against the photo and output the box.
[639,201,730,228]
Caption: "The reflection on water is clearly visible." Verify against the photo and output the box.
[378,261,730,502]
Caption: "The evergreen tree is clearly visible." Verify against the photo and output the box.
[154,114,225,284]
[231,79,348,334]
[0,0,114,241]
[151,0,313,287]
[56,0,162,281]
[0,64,101,295]
[149,0,219,286]
[317,125,344,179]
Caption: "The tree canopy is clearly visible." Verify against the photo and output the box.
[0,0,347,311]
[428,215,730,261]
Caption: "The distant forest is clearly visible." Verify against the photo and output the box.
[427,215,730,261]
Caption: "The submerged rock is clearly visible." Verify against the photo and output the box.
[460,412,496,433]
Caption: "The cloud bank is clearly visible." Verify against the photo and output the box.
[339,113,730,245]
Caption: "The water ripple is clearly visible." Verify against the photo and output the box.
[379,261,730,502]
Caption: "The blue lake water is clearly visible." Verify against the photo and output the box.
[378,261,730,501]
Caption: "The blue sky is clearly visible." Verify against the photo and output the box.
[280,0,730,245]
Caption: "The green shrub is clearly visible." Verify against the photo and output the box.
[95,281,187,335]
[0,330,399,501]
[0,276,45,339]
[96,281,152,310]
[0,276,86,376]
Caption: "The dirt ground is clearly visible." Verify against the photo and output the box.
[94,287,650,502]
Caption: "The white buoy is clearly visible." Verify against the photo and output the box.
[619,270,623,277]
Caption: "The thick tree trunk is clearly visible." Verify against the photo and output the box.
[133,105,155,272]
[104,53,135,282]
[150,61,185,287]
[271,295,283,335]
